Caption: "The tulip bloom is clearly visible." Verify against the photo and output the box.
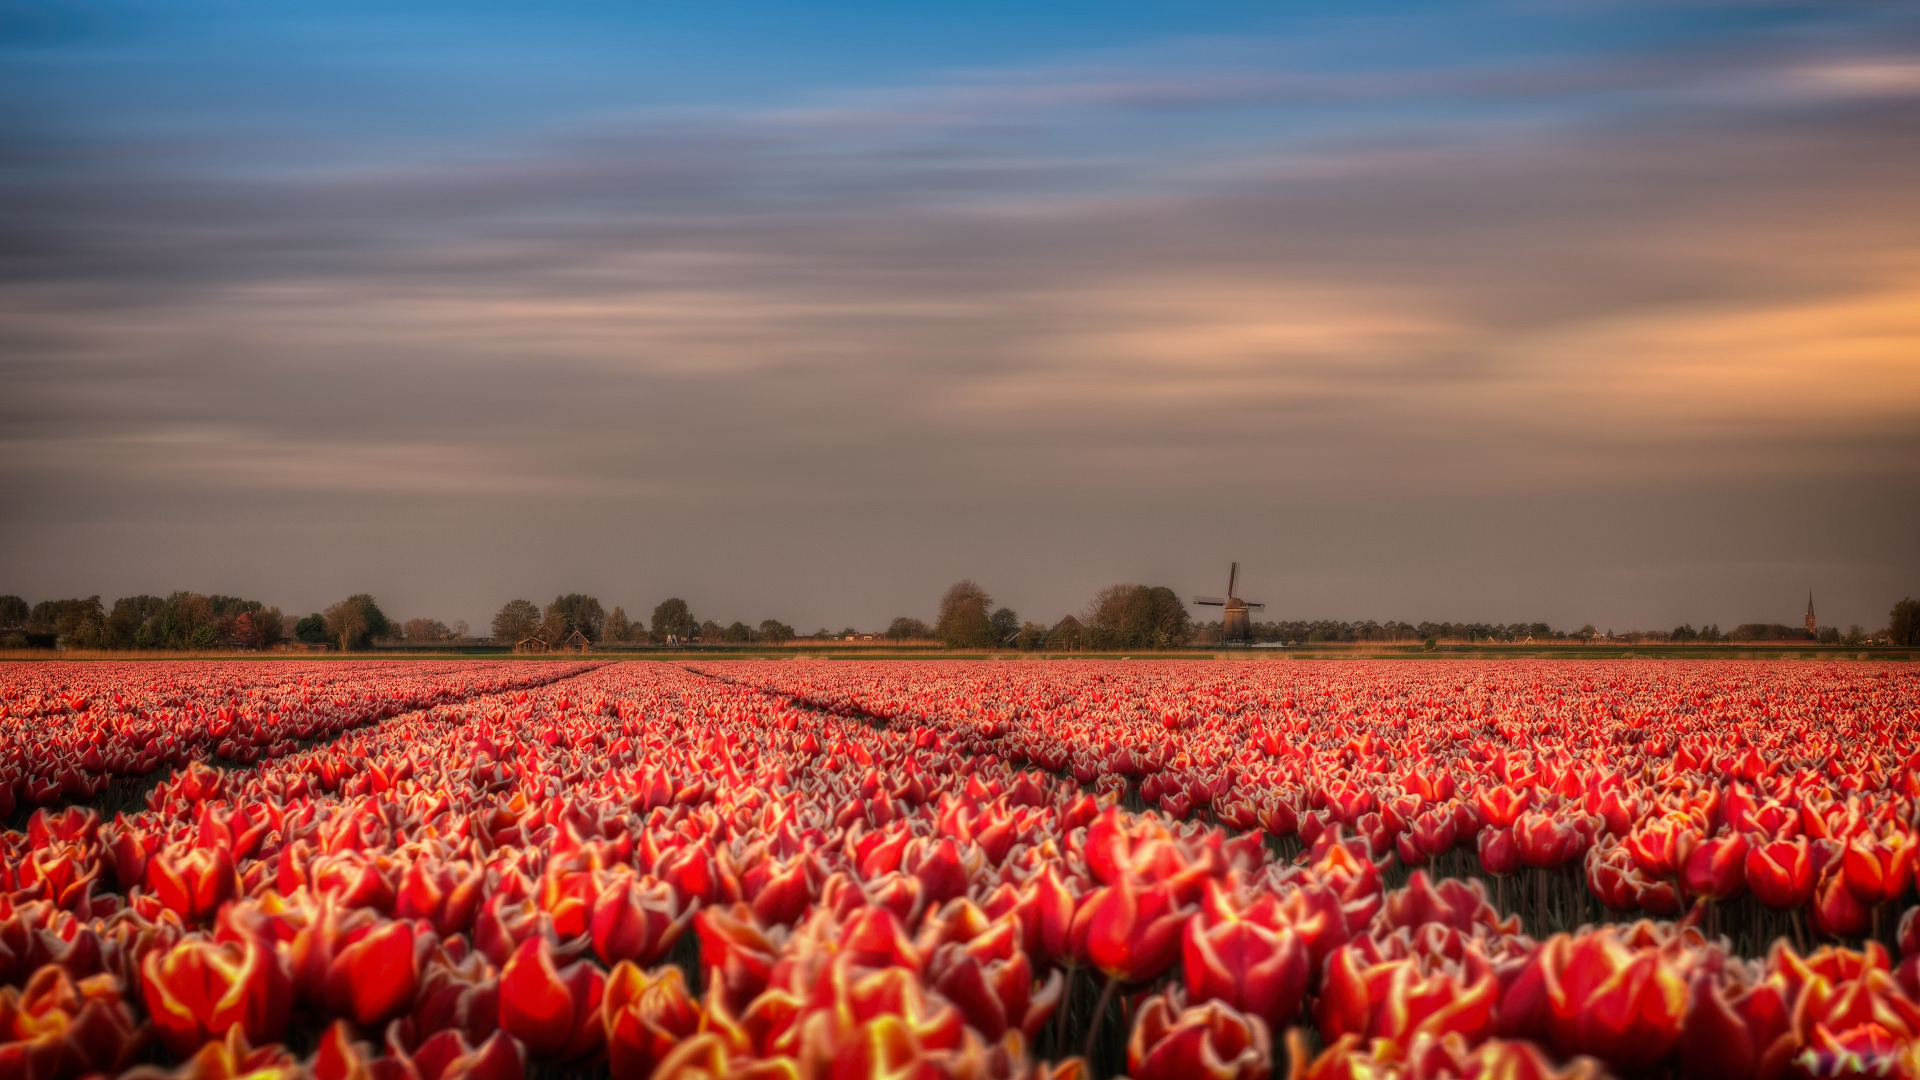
[498,937,606,1062]
[1182,907,1310,1031]
[141,934,293,1058]
[1681,832,1748,903]
[1069,875,1189,983]
[1127,991,1272,1080]
[1478,827,1521,877]
[1542,930,1687,1071]
[1515,812,1585,871]
[590,873,690,966]
[320,918,422,1027]
[1475,785,1530,829]
[1746,836,1815,910]
[0,966,143,1080]
[144,846,240,923]
[602,962,705,1080]
[1810,868,1873,939]
[399,1028,525,1080]
[1841,832,1915,908]
[1625,818,1696,880]
[396,860,486,937]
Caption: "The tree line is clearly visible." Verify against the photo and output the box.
[4,589,1915,651]
[0,593,288,651]
[489,595,797,648]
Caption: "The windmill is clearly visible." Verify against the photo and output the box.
[1193,562,1266,644]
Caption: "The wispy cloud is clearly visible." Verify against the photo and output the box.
[2,2,1916,626]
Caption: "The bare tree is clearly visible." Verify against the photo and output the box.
[402,617,452,643]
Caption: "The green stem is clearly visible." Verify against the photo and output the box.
[1085,973,1121,1065]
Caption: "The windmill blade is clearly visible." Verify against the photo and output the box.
[1193,596,1227,606]
[1228,562,1238,598]
[1245,602,1267,611]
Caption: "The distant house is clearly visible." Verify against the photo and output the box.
[562,630,592,653]
[515,637,549,653]
[1049,615,1084,651]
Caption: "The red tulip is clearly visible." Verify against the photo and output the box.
[1475,785,1530,828]
[1478,827,1521,877]
[309,1020,411,1080]
[145,845,241,922]
[1127,990,1271,1080]
[1317,948,1498,1047]
[1541,929,1687,1071]
[121,1025,303,1080]
[927,939,1060,1041]
[396,860,486,937]
[601,962,705,1080]
[141,933,293,1057]
[590,873,690,967]
[1748,836,1816,910]
[396,1028,524,1080]
[1069,875,1189,983]
[0,966,144,1080]
[321,917,423,1026]
[694,904,782,1010]
[1682,832,1748,903]
[1515,812,1585,870]
[1407,807,1459,860]
[1791,1021,1910,1079]
[1810,868,1873,939]
[1626,818,1696,880]
[497,936,605,1062]
[1182,900,1310,1031]
[1840,832,1914,908]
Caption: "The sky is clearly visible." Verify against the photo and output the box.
[3,0,1917,635]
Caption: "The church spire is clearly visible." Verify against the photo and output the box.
[1805,590,1817,638]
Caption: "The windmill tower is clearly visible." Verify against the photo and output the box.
[1194,562,1266,644]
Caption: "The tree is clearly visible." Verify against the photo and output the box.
[699,620,724,641]
[1576,625,1597,643]
[1085,584,1189,649]
[324,594,388,651]
[989,607,1020,646]
[27,597,106,649]
[935,580,994,649]
[535,610,569,645]
[885,617,931,641]
[546,594,607,642]
[1889,598,1919,647]
[234,608,286,650]
[492,600,541,644]
[402,617,452,643]
[105,595,166,649]
[759,619,795,643]
[0,596,26,628]
[294,613,328,644]
[724,621,751,643]
[651,599,695,644]
[604,607,636,644]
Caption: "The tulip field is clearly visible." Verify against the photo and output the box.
[0,660,1916,1080]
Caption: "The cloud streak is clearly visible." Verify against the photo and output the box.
[2,1,1917,629]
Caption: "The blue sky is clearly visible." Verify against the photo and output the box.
[3,1,1917,632]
